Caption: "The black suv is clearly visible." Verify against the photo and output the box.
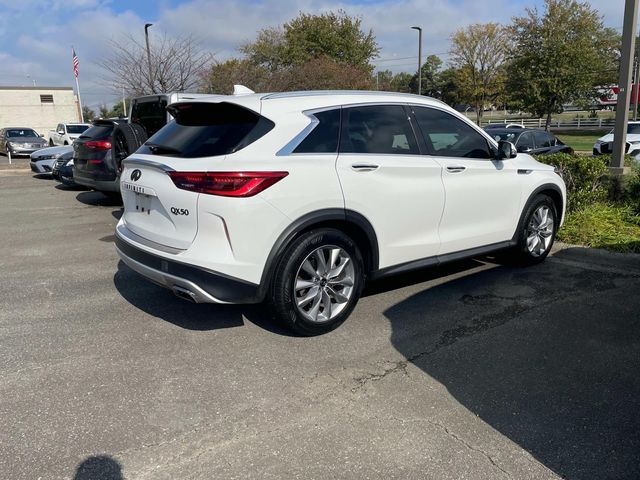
[484,127,573,156]
[73,120,147,195]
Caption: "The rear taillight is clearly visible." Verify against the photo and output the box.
[168,171,288,197]
[84,140,112,150]
[88,159,103,164]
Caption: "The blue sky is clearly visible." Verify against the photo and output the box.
[0,0,625,109]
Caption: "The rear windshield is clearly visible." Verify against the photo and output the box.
[66,125,89,134]
[130,96,168,137]
[137,102,275,158]
[79,124,113,140]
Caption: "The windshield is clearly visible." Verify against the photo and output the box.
[7,129,39,138]
[629,124,640,134]
[66,125,90,134]
[489,131,519,143]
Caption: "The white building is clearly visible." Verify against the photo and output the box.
[0,86,81,136]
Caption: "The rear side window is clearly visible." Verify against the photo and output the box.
[137,102,275,158]
[340,105,419,155]
[413,107,492,159]
[293,109,340,153]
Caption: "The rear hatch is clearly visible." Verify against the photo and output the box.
[73,121,116,180]
[121,100,275,250]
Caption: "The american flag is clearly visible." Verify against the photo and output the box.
[72,48,79,78]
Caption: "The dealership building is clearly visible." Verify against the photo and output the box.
[0,86,81,136]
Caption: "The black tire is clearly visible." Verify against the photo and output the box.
[270,229,364,336]
[112,123,148,173]
[509,194,558,265]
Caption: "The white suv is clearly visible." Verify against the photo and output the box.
[115,90,565,335]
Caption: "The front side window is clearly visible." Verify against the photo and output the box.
[294,109,340,153]
[533,131,551,148]
[412,107,491,159]
[340,105,419,155]
[517,132,534,150]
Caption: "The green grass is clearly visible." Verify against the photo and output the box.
[558,203,640,253]
[556,133,601,152]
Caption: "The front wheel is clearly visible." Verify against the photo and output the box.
[270,229,364,336]
[511,194,558,265]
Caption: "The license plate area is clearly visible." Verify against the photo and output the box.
[134,193,152,215]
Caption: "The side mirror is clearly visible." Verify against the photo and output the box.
[497,140,517,160]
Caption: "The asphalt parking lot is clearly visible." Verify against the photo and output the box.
[1,171,639,480]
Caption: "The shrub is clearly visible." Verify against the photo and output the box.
[536,153,609,211]
[624,164,640,214]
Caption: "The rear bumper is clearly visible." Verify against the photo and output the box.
[74,172,120,192]
[114,233,261,304]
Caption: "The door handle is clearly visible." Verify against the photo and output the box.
[351,163,379,172]
[446,165,466,173]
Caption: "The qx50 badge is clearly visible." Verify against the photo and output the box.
[130,169,142,182]
[171,207,189,216]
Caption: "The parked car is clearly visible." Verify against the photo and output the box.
[47,123,90,146]
[30,145,73,174]
[486,128,573,155]
[51,151,76,186]
[73,119,147,195]
[0,127,47,157]
[129,92,212,137]
[593,122,640,155]
[114,90,566,336]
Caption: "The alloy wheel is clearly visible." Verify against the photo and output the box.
[294,245,355,323]
[526,205,554,257]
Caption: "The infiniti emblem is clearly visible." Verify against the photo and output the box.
[130,169,142,182]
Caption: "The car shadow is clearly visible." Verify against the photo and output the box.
[32,174,53,180]
[111,208,123,221]
[113,261,295,336]
[383,248,640,479]
[76,191,122,207]
[54,183,89,191]
[73,455,123,480]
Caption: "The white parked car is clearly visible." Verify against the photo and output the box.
[47,123,90,146]
[115,90,566,335]
[593,121,640,155]
[30,145,73,174]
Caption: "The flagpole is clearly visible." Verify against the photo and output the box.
[72,46,84,123]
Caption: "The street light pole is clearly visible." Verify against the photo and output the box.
[411,26,422,96]
[144,23,154,93]
[611,0,639,173]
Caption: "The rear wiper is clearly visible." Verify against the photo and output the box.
[145,143,182,155]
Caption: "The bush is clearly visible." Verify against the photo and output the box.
[536,153,609,211]
[624,164,640,214]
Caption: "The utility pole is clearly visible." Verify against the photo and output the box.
[411,26,422,96]
[144,23,154,93]
[122,87,127,119]
[611,0,639,173]
[635,36,640,121]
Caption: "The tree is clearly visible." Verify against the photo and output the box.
[450,23,509,124]
[390,72,413,93]
[411,55,443,96]
[374,70,393,90]
[108,100,130,118]
[99,105,109,118]
[82,106,95,122]
[506,0,619,130]
[99,33,214,95]
[438,67,467,107]
[204,11,380,93]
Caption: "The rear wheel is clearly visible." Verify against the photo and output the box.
[271,229,364,336]
[510,194,557,265]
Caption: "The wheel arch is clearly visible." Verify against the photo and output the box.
[257,209,379,301]
[512,183,564,242]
